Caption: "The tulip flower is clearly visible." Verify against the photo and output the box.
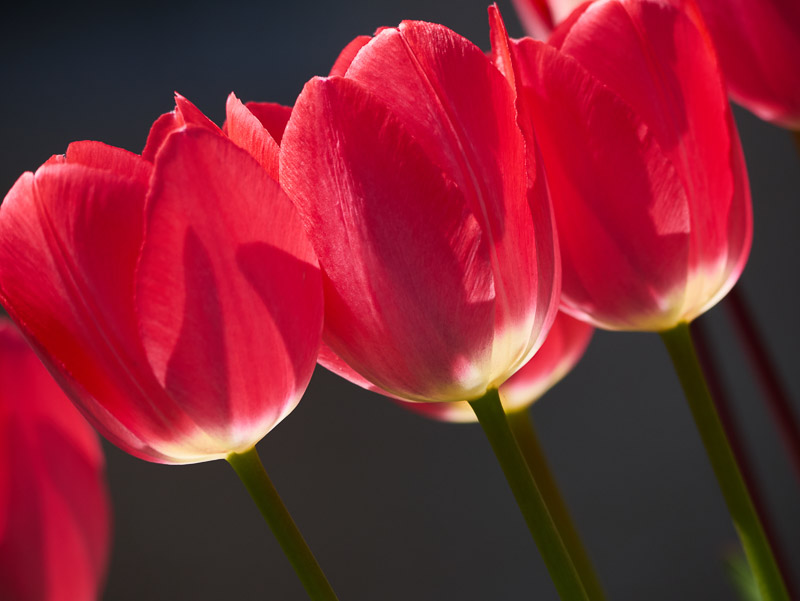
[509,0,751,333]
[0,94,322,464]
[279,17,611,601]
[0,95,338,600]
[0,319,110,601]
[281,21,560,404]
[512,0,800,129]
[501,0,788,598]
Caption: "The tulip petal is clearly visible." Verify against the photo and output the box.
[65,140,153,182]
[282,76,497,401]
[137,127,322,448]
[329,35,372,77]
[0,164,191,462]
[141,93,221,162]
[513,39,694,329]
[489,6,562,362]
[558,0,741,284]
[243,101,292,143]
[224,93,282,180]
[142,112,183,163]
[345,21,555,384]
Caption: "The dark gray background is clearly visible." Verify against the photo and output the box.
[2,1,798,599]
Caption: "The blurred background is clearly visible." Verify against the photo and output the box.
[2,0,798,599]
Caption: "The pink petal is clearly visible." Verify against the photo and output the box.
[329,35,372,77]
[696,0,800,127]
[489,6,562,357]
[173,93,222,133]
[282,76,497,401]
[243,101,292,144]
[0,320,110,601]
[142,111,183,163]
[137,127,323,450]
[0,163,190,463]
[346,21,558,379]
[65,140,152,183]
[513,39,694,329]
[141,93,221,162]
[224,93,282,180]
[558,0,742,276]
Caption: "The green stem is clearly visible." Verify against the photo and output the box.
[660,323,790,601]
[469,389,590,601]
[227,447,339,601]
[507,409,607,601]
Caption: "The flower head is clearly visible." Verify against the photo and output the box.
[0,95,323,464]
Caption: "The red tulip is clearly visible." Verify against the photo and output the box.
[0,319,110,601]
[0,94,323,464]
[513,0,800,128]
[500,0,751,331]
[400,312,592,422]
[280,20,561,403]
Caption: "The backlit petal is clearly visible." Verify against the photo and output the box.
[138,127,323,451]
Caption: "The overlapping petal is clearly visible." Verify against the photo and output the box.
[137,127,322,452]
[223,94,290,180]
[0,148,182,461]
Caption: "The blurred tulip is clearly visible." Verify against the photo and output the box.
[280,19,561,403]
[512,0,800,128]
[694,0,800,129]
[505,0,751,331]
[0,94,323,464]
[0,319,110,601]
[397,312,593,422]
